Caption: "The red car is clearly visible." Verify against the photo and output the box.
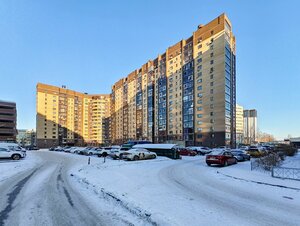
[179,148,197,156]
[206,150,237,166]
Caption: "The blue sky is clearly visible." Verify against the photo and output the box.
[0,0,299,139]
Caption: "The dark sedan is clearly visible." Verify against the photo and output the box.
[230,150,250,161]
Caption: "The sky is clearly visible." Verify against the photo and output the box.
[0,0,299,140]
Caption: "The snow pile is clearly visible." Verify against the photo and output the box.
[281,152,300,168]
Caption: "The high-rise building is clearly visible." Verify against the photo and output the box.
[36,83,110,148]
[243,109,257,144]
[111,13,236,147]
[36,14,236,148]
[236,104,244,145]
[0,100,17,142]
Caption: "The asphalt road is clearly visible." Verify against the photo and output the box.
[159,159,300,226]
[0,151,113,226]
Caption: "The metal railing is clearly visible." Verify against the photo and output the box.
[272,167,300,181]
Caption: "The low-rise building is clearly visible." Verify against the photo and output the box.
[0,100,17,142]
[17,129,36,147]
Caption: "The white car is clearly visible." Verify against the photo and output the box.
[0,147,26,160]
[187,146,211,155]
[121,148,157,161]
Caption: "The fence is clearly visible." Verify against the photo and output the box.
[272,167,300,181]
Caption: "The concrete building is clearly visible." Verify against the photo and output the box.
[111,14,236,147]
[0,100,17,142]
[235,104,244,145]
[36,83,110,148]
[243,109,257,144]
[17,129,36,147]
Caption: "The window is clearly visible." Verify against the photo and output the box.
[197,107,202,111]
[210,89,213,94]
[210,52,214,57]
[210,60,214,65]
[197,86,202,91]
[197,93,203,98]
[210,82,214,86]
[210,74,214,79]
[197,114,202,118]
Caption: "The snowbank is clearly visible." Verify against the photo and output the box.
[0,151,42,183]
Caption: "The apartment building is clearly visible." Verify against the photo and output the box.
[36,83,110,148]
[0,100,17,142]
[243,109,257,144]
[236,104,244,145]
[17,129,36,147]
[110,13,236,147]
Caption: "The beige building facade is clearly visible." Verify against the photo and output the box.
[36,14,237,148]
[36,83,110,148]
[236,104,244,145]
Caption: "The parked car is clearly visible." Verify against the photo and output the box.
[179,148,197,156]
[239,146,249,151]
[0,147,26,160]
[206,150,237,166]
[121,148,157,161]
[132,144,181,159]
[109,147,131,159]
[230,149,250,161]
[71,147,85,154]
[187,146,211,155]
[246,148,266,158]
[82,147,102,156]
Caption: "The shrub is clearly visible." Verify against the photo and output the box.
[254,152,282,171]
[274,144,297,157]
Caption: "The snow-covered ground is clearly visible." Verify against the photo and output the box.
[69,155,300,226]
[281,151,300,168]
[0,151,42,183]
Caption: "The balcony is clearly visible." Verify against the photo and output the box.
[0,108,15,114]
[0,115,15,121]
[0,128,15,135]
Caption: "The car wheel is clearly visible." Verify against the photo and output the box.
[206,163,211,166]
[133,155,139,161]
[89,152,93,156]
[234,158,238,164]
[12,154,21,160]
[102,152,108,157]
[74,151,78,154]
[223,160,228,167]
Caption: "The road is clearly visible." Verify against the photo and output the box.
[0,151,115,226]
[159,158,300,226]
[1,151,299,226]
